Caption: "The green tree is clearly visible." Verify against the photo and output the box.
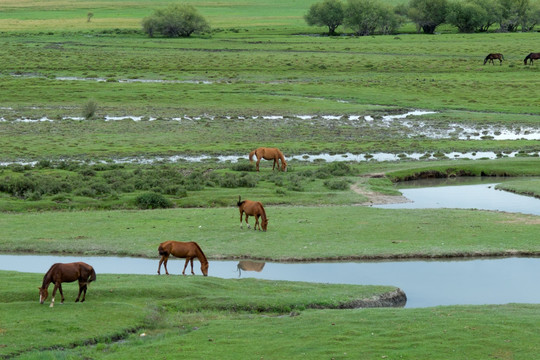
[446,1,489,32]
[345,0,384,35]
[497,0,530,31]
[305,0,345,35]
[407,0,449,34]
[471,0,502,31]
[142,4,210,38]
[522,1,540,31]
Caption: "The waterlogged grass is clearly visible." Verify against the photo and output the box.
[0,271,395,359]
[1,204,539,260]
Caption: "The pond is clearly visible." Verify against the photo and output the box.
[1,255,539,309]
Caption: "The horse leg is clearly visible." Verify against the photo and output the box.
[245,214,251,229]
[182,258,189,275]
[254,214,260,231]
[272,158,277,170]
[158,255,167,275]
[163,257,170,275]
[76,281,87,302]
[256,157,261,171]
[240,211,244,229]
[190,258,195,275]
[50,282,61,307]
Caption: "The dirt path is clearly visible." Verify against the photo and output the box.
[351,176,410,206]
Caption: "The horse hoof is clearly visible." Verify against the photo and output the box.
[49,303,54,308]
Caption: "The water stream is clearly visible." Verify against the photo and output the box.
[2,180,539,308]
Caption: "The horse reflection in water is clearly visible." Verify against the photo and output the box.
[249,147,287,172]
[237,196,268,231]
[38,262,96,308]
[237,260,266,277]
[157,240,209,276]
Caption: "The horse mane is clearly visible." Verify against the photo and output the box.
[258,202,267,220]
[41,263,59,288]
[193,242,208,264]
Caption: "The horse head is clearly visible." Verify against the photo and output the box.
[38,287,48,304]
[201,262,209,276]
[261,217,269,231]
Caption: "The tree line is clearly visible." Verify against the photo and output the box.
[305,0,540,35]
[140,0,539,38]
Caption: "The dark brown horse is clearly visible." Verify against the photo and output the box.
[237,196,268,231]
[39,262,96,308]
[484,53,504,65]
[249,147,287,172]
[524,52,540,65]
[157,240,209,276]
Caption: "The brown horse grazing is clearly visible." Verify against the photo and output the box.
[524,52,540,65]
[39,262,96,308]
[484,53,504,65]
[237,196,268,231]
[157,240,209,276]
[249,147,287,172]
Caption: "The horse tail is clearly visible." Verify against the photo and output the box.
[237,195,245,207]
[249,150,256,163]
[525,53,531,64]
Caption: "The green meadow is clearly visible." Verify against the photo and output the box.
[1,0,540,358]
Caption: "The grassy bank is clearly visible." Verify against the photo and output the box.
[1,204,539,260]
[1,270,538,359]
[0,271,396,359]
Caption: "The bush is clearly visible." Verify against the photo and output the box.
[142,4,210,38]
[83,100,98,120]
[135,192,173,209]
[324,179,351,190]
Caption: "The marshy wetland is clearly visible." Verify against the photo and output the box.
[1,0,540,358]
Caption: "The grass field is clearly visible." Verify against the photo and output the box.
[1,1,539,359]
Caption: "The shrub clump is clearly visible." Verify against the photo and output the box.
[135,192,173,209]
[142,4,210,38]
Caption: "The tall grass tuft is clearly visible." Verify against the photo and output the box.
[82,100,98,120]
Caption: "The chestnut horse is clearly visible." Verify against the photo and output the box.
[237,196,268,231]
[524,52,540,65]
[39,262,96,308]
[157,240,209,276]
[484,53,504,65]
[249,147,287,172]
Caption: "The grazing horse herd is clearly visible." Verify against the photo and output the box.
[34,49,540,305]
[484,52,540,65]
[38,147,287,307]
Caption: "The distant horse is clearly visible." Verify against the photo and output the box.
[237,196,268,231]
[39,262,96,308]
[249,147,287,172]
[237,260,265,277]
[157,240,209,276]
[484,53,504,65]
[524,52,540,65]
